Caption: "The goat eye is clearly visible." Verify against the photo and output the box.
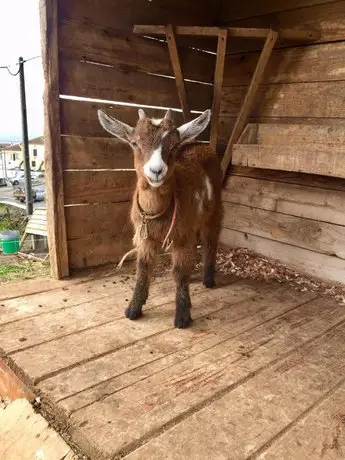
[130,141,138,148]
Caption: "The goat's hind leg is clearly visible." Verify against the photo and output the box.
[125,243,156,320]
[201,212,221,289]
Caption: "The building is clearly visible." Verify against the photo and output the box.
[1,136,45,174]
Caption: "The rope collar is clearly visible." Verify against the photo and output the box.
[136,190,177,250]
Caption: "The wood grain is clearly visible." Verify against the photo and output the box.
[223,202,345,259]
[65,202,132,240]
[232,144,345,179]
[58,19,215,83]
[223,175,345,226]
[39,0,69,279]
[220,228,345,283]
[64,170,136,205]
[61,136,133,170]
[60,58,213,111]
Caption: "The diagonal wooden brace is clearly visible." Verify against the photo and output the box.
[165,24,191,122]
[221,29,278,179]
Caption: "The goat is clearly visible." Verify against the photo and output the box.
[98,108,223,328]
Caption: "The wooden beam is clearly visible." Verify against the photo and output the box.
[221,29,278,179]
[134,25,319,42]
[40,0,69,279]
[165,24,191,122]
[210,29,228,151]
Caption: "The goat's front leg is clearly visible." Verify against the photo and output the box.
[125,243,156,320]
[172,243,196,329]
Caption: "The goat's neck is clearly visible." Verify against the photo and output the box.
[137,176,174,215]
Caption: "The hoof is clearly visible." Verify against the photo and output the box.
[174,314,192,329]
[203,278,215,289]
[125,305,142,320]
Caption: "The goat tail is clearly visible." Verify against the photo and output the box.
[115,248,137,273]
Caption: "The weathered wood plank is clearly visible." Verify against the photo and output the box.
[220,228,345,283]
[68,231,133,268]
[223,175,345,226]
[65,202,132,240]
[63,170,136,205]
[70,293,342,459]
[221,0,336,22]
[58,19,215,83]
[221,29,278,176]
[60,99,184,138]
[0,360,35,402]
[40,0,69,278]
[232,144,345,179]
[60,58,212,111]
[123,319,345,460]
[61,136,133,170]
[228,165,345,192]
[10,282,261,383]
[223,202,345,259]
[0,399,74,460]
[43,285,316,413]
[224,41,345,86]
[221,81,345,119]
[256,382,345,459]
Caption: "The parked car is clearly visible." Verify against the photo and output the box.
[13,185,46,203]
[0,178,7,187]
[9,171,42,186]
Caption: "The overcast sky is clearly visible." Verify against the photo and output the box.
[0,0,43,142]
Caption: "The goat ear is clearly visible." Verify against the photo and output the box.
[164,109,173,121]
[177,109,211,144]
[138,108,146,120]
[98,110,134,142]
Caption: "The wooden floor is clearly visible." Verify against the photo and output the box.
[1,268,345,459]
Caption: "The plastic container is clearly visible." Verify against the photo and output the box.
[0,230,20,254]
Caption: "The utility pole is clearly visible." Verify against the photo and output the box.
[19,56,33,215]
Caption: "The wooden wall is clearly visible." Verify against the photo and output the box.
[219,0,345,283]
[42,0,219,276]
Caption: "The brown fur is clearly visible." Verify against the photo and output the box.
[98,109,223,328]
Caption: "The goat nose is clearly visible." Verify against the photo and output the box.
[150,167,163,176]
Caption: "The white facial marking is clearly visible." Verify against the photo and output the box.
[205,176,213,201]
[151,118,163,126]
[143,145,168,186]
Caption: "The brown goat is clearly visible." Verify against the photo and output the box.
[98,108,223,328]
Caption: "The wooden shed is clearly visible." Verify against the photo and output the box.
[41,0,345,285]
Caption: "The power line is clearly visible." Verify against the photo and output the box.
[0,55,41,76]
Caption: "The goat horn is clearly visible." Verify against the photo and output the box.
[164,109,173,121]
[138,109,146,120]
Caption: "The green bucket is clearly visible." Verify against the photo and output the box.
[0,230,20,255]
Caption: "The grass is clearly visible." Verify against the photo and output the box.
[0,258,50,284]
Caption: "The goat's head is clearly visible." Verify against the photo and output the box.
[98,108,211,188]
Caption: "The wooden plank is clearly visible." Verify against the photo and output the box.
[223,175,345,226]
[46,286,317,414]
[63,170,136,205]
[58,0,220,31]
[221,81,345,119]
[257,382,345,459]
[0,399,74,460]
[61,136,133,170]
[70,294,344,459]
[10,282,262,382]
[39,0,69,278]
[221,0,337,22]
[223,0,345,47]
[220,228,345,283]
[60,58,213,111]
[229,165,345,192]
[232,144,345,179]
[134,25,319,41]
[0,360,35,402]
[223,202,345,259]
[123,320,345,460]
[60,99,184,138]
[165,25,191,121]
[224,41,345,86]
[58,19,215,84]
[210,29,227,150]
[68,231,133,268]
[221,29,278,177]
[65,202,132,240]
